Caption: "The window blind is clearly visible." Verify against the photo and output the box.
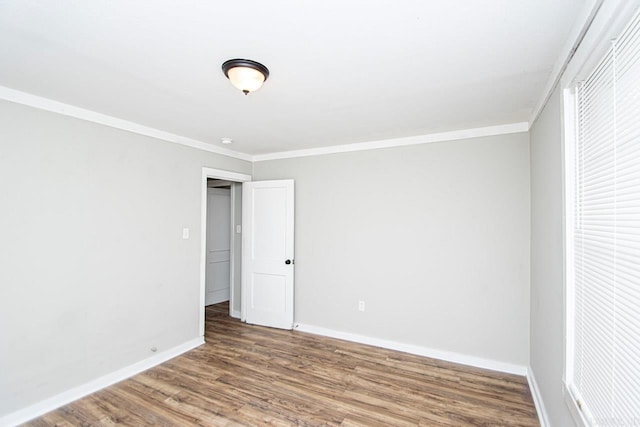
[570,9,640,427]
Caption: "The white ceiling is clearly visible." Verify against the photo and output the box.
[0,0,585,156]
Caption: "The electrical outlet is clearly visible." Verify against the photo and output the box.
[358,301,365,312]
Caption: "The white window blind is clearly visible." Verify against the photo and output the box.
[569,8,640,427]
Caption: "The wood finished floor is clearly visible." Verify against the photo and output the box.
[24,303,539,426]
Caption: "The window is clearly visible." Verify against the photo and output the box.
[565,8,640,427]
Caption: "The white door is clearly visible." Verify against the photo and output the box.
[242,180,294,329]
[205,188,231,305]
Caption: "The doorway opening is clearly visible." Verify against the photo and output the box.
[205,179,232,307]
[199,168,251,338]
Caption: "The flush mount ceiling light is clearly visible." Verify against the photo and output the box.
[222,59,269,95]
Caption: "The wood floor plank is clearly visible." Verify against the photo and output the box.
[23,302,539,426]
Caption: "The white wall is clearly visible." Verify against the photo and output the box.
[253,133,531,366]
[529,87,576,426]
[0,99,251,418]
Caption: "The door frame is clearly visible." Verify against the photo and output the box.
[200,167,251,337]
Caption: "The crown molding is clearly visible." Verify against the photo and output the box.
[252,122,529,162]
[0,86,253,162]
[528,0,604,127]
[1,86,529,163]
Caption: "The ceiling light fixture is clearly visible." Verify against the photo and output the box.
[222,59,269,95]
[221,137,233,144]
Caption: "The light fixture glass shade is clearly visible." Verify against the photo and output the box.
[222,59,269,95]
[227,66,266,93]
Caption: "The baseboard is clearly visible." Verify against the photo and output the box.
[527,367,551,427]
[294,323,527,376]
[230,309,241,319]
[0,337,205,427]
[205,289,231,306]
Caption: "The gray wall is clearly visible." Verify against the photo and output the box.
[253,133,531,366]
[529,87,576,426]
[0,96,544,419]
[0,100,251,417]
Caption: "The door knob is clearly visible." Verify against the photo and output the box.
[285,259,292,265]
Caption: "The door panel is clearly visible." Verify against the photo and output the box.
[251,273,287,312]
[253,187,287,259]
[242,180,294,329]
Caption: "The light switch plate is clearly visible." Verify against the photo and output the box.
[182,228,189,239]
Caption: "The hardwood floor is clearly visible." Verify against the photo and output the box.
[24,303,539,426]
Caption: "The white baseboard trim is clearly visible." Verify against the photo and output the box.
[230,309,241,319]
[527,367,551,427]
[0,337,204,427]
[294,323,527,376]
